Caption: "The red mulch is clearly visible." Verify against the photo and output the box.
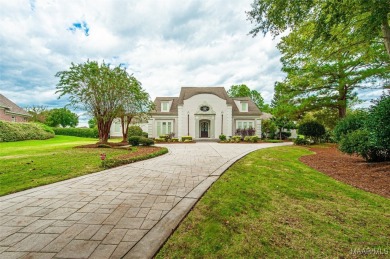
[300,145,390,198]
[116,146,162,159]
[75,142,129,148]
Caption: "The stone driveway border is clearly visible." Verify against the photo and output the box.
[0,142,291,259]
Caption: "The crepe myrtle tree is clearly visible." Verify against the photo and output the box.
[117,78,154,142]
[56,60,137,144]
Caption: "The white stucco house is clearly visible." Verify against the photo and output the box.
[110,87,271,140]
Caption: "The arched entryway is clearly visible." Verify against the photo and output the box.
[199,120,210,138]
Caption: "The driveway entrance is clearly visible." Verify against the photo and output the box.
[0,142,292,259]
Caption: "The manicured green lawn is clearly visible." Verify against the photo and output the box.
[157,146,389,258]
[0,136,129,196]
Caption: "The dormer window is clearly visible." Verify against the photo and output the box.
[161,102,169,112]
[241,102,248,112]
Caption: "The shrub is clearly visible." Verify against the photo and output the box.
[366,94,390,155]
[171,138,179,142]
[128,125,143,137]
[294,136,310,145]
[333,111,367,142]
[142,132,149,138]
[338,94,390,162]
[139,137,154,146]
[184,139,192,143]
[159,135,169,141]
[219,134,226,141]
[280,132,291,140]
[338,129,388,162]
[235,127,256,138]
[244,136,258,143]
[128,136,141,146]
[298,121,325,143]
[229,136,241,143]
[0,121,55,142]
[181,136,193,142]
[53,127,98,138]
[155,138,165,142]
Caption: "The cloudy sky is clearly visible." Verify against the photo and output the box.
[1,0,383,126]
[0,0,286,125]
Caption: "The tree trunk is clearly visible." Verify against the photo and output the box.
[97,119,112,144]
[338,84,348,118]
[338,106,346,118]
[382,17,390,59]
[120,115,133,143]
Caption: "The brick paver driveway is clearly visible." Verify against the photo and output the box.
[0,142,291,259]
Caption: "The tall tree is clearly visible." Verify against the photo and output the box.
[247,0,390,58]
[275,21,390,118]
[56,60,136,143]
[227,84,270,111]
[117,78,153,142]
[26,105,49,123]
[45,108,79,127]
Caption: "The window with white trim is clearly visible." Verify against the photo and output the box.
[161,102,169,112]
[241,102,248,112]
[236,120,254,129]
[114,121,121,133]
[157,121,173,136]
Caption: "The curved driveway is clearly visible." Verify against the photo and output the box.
[0,142,291,259]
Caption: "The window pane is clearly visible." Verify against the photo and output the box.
[168,122,172,133]
[162,102,168,111]
[157,122,161,136]
[243,122,248,129]
[249,122,253,128]
[238,121,242,129]
[115,122,120,132]
[241,102,248,112]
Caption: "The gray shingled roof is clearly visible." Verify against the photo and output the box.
[0,94,30,117]
[151,87,262,116]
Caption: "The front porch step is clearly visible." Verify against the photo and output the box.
[194,138,219,142]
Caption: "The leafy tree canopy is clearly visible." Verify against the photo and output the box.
[45,108,79,128]
[272,19,390,119]
[26,105,49,123]
[56,60,140,143]
[247,0,390,58]
[227,84,270,112]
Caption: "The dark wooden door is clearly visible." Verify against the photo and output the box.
[200,121,209,138]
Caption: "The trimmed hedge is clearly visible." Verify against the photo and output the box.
[128,136,155,146]
[53,127,98,138]
[104,147,168,168]
[181,136,193,142]
[0,121,54,142]
[128,125,143,137]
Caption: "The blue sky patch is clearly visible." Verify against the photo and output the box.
[68,21,90,36]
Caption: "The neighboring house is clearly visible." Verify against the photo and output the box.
[110,87,271,140]
[0,94,30,122]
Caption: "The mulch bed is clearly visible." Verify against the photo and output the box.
[300,145,390,198]
[116,146,163,159]
[75,142,129,148]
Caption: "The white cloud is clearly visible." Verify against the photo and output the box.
[0,0,286,126]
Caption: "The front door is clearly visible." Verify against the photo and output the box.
[200,121,209,138]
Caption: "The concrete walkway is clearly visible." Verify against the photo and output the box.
[0,142,291,259]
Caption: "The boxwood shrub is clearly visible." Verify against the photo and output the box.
[53,127,98,138]
[140,137,154,146]
[181,136,193,142]
[0,121,55,142]
[128,136,141,146]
